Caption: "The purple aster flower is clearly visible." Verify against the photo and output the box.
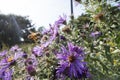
[68,42,85,55]
[0,51,23,66]
[10,45,21,52]
[42,24,54,35]
[0,50,7,57]
[56,42,89,79]
[25,55,38,79]
[0,59,13,80]
[0,68,13,80]
[25,54,38,67]
[33,15,67,56]
[0,65,9,77]
[42,29,48,35]
[41,25,59,48]
[32,46,43,57]
[55,14,66,26]
[26,65,36,76]
[41,15,67,47]
[50,25,59,41]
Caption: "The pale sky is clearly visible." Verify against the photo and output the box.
[0,0,85,29]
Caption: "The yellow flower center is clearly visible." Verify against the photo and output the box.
[7,57,14,62]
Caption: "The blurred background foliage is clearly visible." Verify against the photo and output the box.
[0,14,45,48]
[73,0,120,79]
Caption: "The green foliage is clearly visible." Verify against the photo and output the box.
[72,0,120,79]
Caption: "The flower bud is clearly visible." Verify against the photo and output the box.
[26,66,36,76]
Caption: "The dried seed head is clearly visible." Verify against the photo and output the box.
[68,55,76,63]
[62,25,71,34]
[41,35,48,42]
[94,13,104,21]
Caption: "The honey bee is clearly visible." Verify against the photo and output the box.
[28,31,41,43]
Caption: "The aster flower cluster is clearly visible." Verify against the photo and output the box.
[25,54,38,80]
[56,42,89,79]
[0,45,38,80]
[32,15,67,57]
[0,15,90,80]
[0,45,23,80]
[32,15,89,80]
[0,0,120,79]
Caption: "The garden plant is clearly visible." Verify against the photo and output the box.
[0,0,120,80]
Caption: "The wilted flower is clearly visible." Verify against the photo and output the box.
[56,42,89,79]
